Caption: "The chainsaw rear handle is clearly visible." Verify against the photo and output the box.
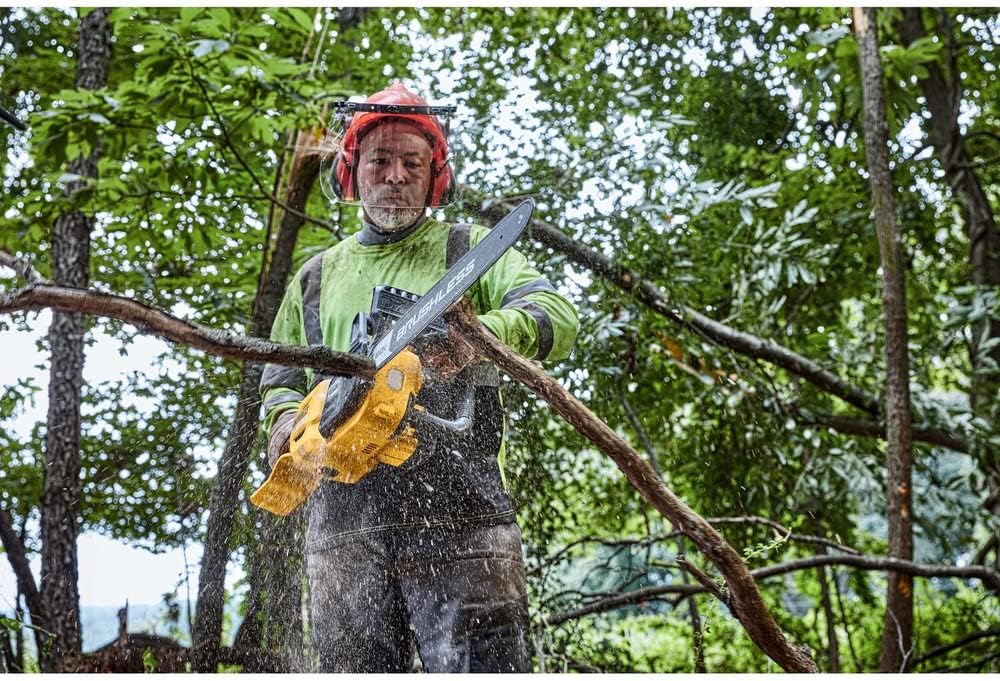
[410,379,476,434]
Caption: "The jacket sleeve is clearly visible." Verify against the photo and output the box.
[469,225,579,362]
[259,272,309,438]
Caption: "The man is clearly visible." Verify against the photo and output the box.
[258,82,578,672]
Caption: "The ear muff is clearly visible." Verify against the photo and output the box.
[429,158,455,208]
[330,150,353,201]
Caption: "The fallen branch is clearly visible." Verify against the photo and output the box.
[0,283,374,380]
[445,300,819,673]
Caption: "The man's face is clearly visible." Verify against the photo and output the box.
[356,120,434,232]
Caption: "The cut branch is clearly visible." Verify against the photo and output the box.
[0,284,374,380]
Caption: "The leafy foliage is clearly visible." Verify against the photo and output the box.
[1,5,998,673]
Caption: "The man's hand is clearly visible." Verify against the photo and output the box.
[420,297,481,381]
[267,410,297,469]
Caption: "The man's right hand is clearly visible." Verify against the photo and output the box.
[267,410,297,469]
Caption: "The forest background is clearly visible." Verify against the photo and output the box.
[0,5,998,673]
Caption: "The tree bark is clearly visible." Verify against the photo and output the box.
[445,302,819,673]
[190,132,322,671]
[897,6,1000,564]
[38,7,110,672]
[853,7,915,671]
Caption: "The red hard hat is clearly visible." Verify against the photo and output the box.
[335,83,452,207]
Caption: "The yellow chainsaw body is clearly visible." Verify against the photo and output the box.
[250,350,423,516]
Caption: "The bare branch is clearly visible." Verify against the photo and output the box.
[677,555,731,608]
[965,130,1000,145]
[0,250,44,284]
[544,583,698,627]
[928,651,1000,673]
[805,411,968,453]
[707,516,861,556]
[913,627,1000,667]
[545,554,1000,627]
[0,283,374,380]
[528,515,860,577]
[0,508,42,624]
[749,554,1000,590]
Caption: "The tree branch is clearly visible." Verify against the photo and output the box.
[545,554,1000,627]
[804,411,968,453]
[0,283,374,380]
[468,189,881,416]
[0,250,44,284]
[187,63,337,234]
[0,508,42,625]
[912,627,1000,667]
[706,516,861,555]
[0,507,47,658]
[528,515,860,577]
[677,555,731,608]
[445,301,819,672]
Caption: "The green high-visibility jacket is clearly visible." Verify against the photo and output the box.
[259,218,580,457]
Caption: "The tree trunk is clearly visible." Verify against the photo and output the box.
[232,508,307,671]
[190,136,322,671]
[817,563,840,672]
[38,8,110,672]
[0,508,46,661]
[853,7,915,672]
[897,7,1000,563]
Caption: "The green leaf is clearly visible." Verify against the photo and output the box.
[143,647,156,673]
[283,8,315,34]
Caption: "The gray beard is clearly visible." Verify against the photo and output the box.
[363,203,425,233]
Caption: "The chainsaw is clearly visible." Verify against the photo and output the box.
[250,199,534,516]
